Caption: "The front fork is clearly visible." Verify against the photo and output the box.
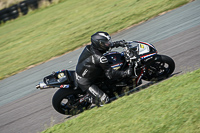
[128,57,144,86]
[135,66,146,86]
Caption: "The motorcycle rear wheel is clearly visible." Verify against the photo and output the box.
[52,88,89,115]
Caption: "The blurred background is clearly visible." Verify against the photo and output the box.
[0,0,59,24]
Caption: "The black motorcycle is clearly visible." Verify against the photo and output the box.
[36,41,175,115]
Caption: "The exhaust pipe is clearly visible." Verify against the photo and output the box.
[36,82,51,89]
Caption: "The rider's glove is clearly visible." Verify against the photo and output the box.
[112,40,126,48]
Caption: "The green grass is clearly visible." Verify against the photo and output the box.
[0,0,191,79]
[42,68,200,133]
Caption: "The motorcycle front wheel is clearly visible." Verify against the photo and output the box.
[142,54,175,81]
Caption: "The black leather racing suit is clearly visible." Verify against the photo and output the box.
[75,44,126,104]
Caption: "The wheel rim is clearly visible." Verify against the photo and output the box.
[148,61,171,78]
[60,95,77,113]
[59,94,90,115]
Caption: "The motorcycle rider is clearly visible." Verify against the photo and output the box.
[75,31,137,106]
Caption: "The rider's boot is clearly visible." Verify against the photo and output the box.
[87,85,109,107]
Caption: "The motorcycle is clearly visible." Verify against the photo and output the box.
[36,41,175,115]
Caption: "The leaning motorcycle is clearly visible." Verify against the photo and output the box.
[36,41,175,115]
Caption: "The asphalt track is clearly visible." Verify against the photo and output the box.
[0,0,200,133]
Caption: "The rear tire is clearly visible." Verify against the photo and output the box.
[143,55,175,81]
[52,88,89,115]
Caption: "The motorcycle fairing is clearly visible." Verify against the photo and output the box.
[104,51,125,70]
[136,41,156,49]
[138,42,150,55]
[130,41,157,63]
[127,41,157,60]
[140,52,157,60]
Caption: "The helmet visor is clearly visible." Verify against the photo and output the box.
[105,39,112,47]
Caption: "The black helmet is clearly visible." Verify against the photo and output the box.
[91,31,112,52]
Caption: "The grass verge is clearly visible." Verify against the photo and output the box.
[42,68,200,133]
[0,0,191,79]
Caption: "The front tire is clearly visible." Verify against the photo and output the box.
[143,55,175,81]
